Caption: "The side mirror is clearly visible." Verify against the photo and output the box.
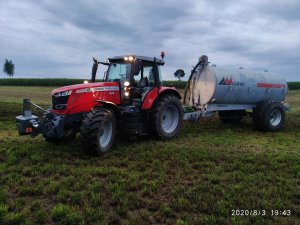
[132,59,142,75]
[91,57,99,83]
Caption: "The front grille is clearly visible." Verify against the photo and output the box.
[52,95,69,110]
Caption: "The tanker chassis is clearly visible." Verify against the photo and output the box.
[16,54,289,155]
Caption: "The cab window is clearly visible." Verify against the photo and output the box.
[143,66,155,87]
[106,63,131,81]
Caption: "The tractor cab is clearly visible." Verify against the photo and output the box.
[103,55,164,105]
[92,53,164,106]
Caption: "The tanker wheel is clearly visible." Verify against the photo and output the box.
[80,108,116,155]
[151,95,183,139]
[253,102,285,132]
[218,110,245,124]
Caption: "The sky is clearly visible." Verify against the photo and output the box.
[0,0,299,81]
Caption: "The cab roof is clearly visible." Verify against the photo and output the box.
[108,55,164,65]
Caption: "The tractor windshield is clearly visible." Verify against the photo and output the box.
[106,63,131,82]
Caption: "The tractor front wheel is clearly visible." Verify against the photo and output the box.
[80,108,116,155]
[151,95,183,139]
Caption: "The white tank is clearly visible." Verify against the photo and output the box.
[189,66,288,106]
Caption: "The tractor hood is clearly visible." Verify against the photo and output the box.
[51,81,121,114]
[52,82,118,95]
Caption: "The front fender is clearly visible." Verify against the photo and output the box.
[93,100,121,118]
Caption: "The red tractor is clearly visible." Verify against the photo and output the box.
[16,53,183,154]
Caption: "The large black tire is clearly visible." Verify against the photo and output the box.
[42,122,78,142]
[151,95,183,139]
[80,108,116,155]
[253,102,285,132]
[41,111,82,142]
[42,120,59,142]
[63,126,78,140]
[218,110,245,123]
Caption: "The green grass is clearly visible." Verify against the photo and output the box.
[0,86,299,224]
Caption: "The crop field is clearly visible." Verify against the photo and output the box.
[1,79,300,90]
[0,86,299,225]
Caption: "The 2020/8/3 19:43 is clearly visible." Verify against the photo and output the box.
[231,209,292,216]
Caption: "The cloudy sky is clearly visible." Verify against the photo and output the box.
[0,0,299,81]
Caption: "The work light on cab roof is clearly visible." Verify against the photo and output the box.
[124,56,134,61]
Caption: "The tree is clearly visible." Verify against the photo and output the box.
[174,69,185,81]
[3,59,15,77]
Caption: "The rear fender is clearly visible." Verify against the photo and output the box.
[141,87,181,110]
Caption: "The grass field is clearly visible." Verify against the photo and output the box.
[0,86,299,225]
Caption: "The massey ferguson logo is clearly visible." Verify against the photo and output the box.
[75,86,119,94]
[219,77,245,86]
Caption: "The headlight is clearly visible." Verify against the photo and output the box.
[124,86,130,97]
[54,90,72,97]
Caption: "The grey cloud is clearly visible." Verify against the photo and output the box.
[0,0,299,81]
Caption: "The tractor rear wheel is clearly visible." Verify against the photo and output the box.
[80,108,116,155]
[151,95,183,139]
[253,102,285,132]
[218,110,245,124]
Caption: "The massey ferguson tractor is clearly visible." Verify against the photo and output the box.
[17,53,183,154]
[16,53,289,155]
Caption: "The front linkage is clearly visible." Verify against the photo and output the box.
[16,99,82,141]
